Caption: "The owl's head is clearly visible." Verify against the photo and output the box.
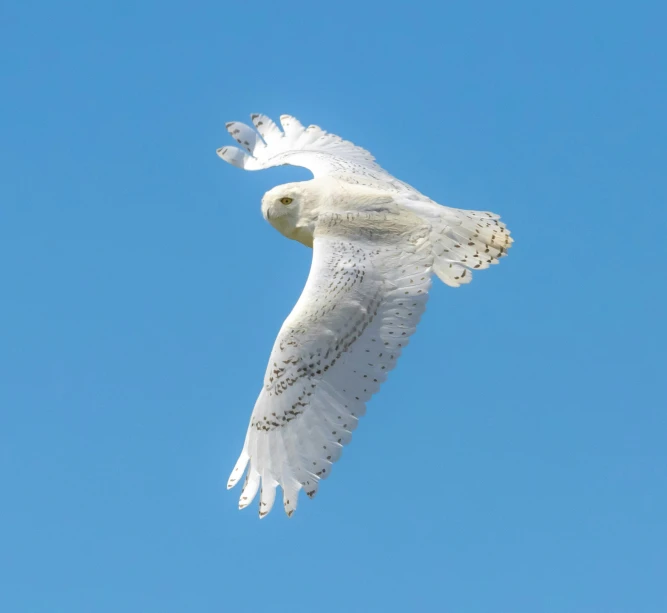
[261,180,329,246]
[261,182,306,222]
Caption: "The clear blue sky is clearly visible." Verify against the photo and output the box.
[2,1,666,611]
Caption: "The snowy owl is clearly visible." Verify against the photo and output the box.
[217,113,513,517]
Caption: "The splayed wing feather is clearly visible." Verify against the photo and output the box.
[217,113,397,185]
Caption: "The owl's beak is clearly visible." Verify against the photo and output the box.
[266,210,272,220]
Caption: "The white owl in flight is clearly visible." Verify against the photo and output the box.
[217,113,513,517]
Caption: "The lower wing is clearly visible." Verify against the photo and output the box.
[228,212,434,517]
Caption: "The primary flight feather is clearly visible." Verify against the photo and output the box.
[217,113,513,517]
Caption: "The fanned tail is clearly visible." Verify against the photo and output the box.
[409,204,513,287]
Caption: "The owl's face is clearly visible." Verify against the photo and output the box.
[261,182,304,225]
[261,177,347,246]
[261,182,319,246]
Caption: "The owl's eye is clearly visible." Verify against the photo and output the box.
[279,197,293,205]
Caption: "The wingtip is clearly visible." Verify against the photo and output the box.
[227,449,250,489]
[238,498,251,510]
[279,114,304,133]
[217,144,251,168]
[226,467,244,490]
[283,492,298,517]
[258,497,272,519]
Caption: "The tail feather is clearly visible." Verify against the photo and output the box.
[428,208,513,287]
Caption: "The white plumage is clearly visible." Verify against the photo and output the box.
[217,114,513,517]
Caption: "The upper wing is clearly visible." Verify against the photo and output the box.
[217,113,423,196]
[227,210,433,517]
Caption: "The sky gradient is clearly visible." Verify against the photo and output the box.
[2,1,666,612]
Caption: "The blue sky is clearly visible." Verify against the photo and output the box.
[2,1,666,611]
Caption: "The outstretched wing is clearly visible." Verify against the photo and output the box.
[218,113,514,290]
[217,113,421,195]
[227,211,433,517]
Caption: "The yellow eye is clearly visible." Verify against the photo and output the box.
[279,197,293,205]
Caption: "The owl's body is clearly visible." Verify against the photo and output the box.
[218,114,512,517]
